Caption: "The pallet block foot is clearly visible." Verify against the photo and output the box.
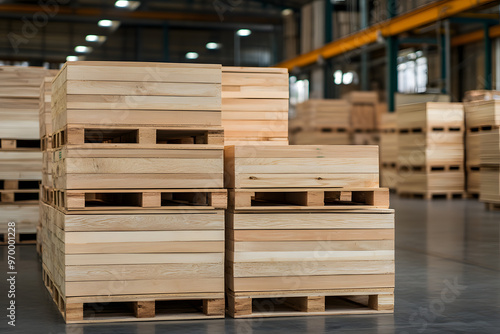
[203,298,225,316]
[134,301,155,318]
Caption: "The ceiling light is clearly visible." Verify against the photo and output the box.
[236,29,252,37]
[206,42,221,50]
[98,20,113,27]
[115,0,129,7]
[282,8,293,16]
[185,52,199,60]
[66,56,79,61]
[115,0,140,10]
[85,35,107,43]
[75,46,92,53]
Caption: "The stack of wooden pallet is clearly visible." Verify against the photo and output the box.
[290,99,351,145]
[224,145,394,318]
[379,113,398,190]
[41,61,226,323]
[465,100,500,210]
[464,103,481,197]
[221,66,289,145]
[344,91,380,145]
[396,102,465,199]
[0,66,54,245]
[38,76,55,254]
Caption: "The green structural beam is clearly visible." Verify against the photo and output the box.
[386,36,398,112]
[484,23,492,90]
[324,0,333,98]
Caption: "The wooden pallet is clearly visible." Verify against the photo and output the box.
[225,145,380,189]
[42,265,224,324]
[0,189,39,203]
[398,126,463,133]
[51,125,224,149]
[398,164,463,173]
[226,289,394,318]
[0,231,37,245]
[0,139,40,150]
[50,188,227,211]
[398,192,465,200]
[485,202,500,211]
[0,179,40,190]
[229,188,389,210]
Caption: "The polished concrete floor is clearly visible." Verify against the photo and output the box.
[1,195,499,333]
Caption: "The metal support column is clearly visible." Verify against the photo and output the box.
[440,20,451,95]
[484,23,492,90]
[324,0,333,98]
[386,36,398,112]
[360,0,369,91]
[163,24,170,62]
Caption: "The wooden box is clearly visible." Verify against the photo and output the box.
[224,145,380,189]
[51,146,224,190]
[0,204,39,244]
[0,151,42,180]
[226,209,395,318]
[480,167,500,203]
[221,66,289,145]
[479,129,500,166]
[0,66,55,140]
[397,171,465,199]
[51,62,222,133]
[397,102,464,131]
[41,202,225,323]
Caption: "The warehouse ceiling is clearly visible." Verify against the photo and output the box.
[0,0,313,66]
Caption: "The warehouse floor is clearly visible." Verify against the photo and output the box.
[1,195,499,333]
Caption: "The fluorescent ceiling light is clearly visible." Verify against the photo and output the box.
[236,29,252,37]
[98,20,113,27]
[66,56,79,61]
[206,42,221,50]
[85,35,106,43]
[185,52,199,60]
[115,1,140,10]
[281,8,293,16]
[75,46,93,53]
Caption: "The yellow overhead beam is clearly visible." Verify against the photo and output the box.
[276,0,498,70]
[451,25,500,46]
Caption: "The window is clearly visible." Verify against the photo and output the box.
[397,50,427,93]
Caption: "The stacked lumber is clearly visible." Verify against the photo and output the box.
[466,101,500,210]
[38,76,56,254]
[0,66,55,245]
[344,91,380,145]
[224,145,394,318]
[41,61,226,323]
[290,99,351,145]
[221,66,289,146]
[463,91,500,197]
[379,113,398,190]
[463,90,500,103]
[396,102,465,199]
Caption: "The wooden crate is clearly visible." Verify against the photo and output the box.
[0,151,42,180]
[41,202,225,323]
[397,102,464,132]
[380,166,398,190]
[379,113,397,165]
[0,204,39,244]
[221,66,289,145]
[51,146,224,190]
[290,130,351,145]
[294,99,350,132]
[224,145,380,189]
[51,61,222,133]
[0,66,56,140]
[396,170,465,199]
[480,166,500,204]
[225,209,395,318]
[343,91,379,131]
